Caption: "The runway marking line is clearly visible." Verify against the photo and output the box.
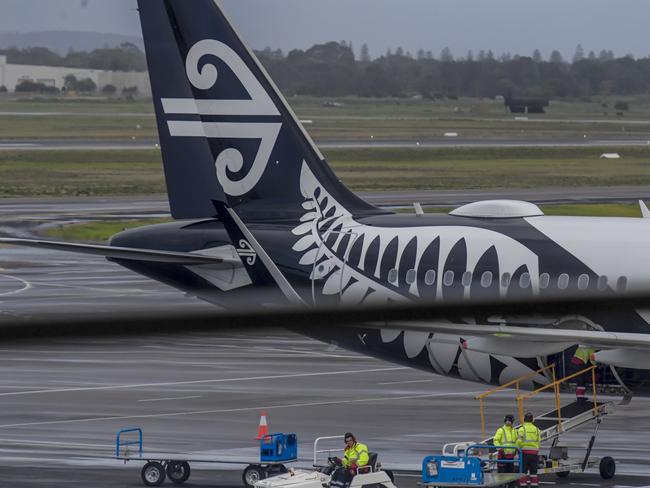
[0,366,408,397]
[378,379,433,385]
[0,273,31,297]
[253,346,368,359]
[0,438,112,450]
[0,389,482,429]
[138,395,202,403]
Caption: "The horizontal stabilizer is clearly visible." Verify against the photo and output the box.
[0,238,240,266]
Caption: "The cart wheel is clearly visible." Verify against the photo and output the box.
[243,464,265,487]
[141,461,166,487]
[599,456,616,479]
[167,460,191,484]
[385,470,395,483]
[556,470,570,478]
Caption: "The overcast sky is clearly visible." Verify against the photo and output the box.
[1,0,648,60]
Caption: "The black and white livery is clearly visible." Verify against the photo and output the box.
[4,0,650,396]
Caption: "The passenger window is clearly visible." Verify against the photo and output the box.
[597,275,608,291]
[481,271,493,288]
[578,274,589,290]
[406,269,416,284]
[501,272,511,288]
[539,273,550,289]
[558,273,569,290]
[425,270,436,286]
[519,272,531,288]
[462,271,472,287]
[616,276,627,292]
[443,270,454,286]
[388,269,398,284]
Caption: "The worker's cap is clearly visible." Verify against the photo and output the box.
[504,414,514,423]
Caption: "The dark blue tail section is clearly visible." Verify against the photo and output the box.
[137,0,381,221]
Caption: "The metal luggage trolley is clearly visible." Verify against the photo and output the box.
[116,428,298,487]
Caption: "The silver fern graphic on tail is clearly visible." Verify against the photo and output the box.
[292,162,548,386]
[292,162,540,304]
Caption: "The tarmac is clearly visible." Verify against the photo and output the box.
[2,182,650,233]
[0,330,648,487]
[2,137,650,151]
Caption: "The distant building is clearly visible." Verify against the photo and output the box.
[504,97,550,114]
[0,55,150,96]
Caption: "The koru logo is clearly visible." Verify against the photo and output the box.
[161,40,282,197]
[236,239,257,265]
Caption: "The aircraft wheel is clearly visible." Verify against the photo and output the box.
[141,461,166,487]
[243,464,266,487]
[599,456,616,479]
[167,460,191,484]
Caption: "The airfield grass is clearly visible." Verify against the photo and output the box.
[1,146,649,197]
[41,203,642,243]
[41,218,173,242]
[3,95,650,140]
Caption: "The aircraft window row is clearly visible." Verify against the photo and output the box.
[385,268,628,292]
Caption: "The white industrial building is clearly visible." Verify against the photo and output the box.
[0,55,151,96]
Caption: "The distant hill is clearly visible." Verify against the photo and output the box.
[0,31,144,55]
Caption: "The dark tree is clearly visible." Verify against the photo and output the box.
[360,43,371,63]
[573,44,585,63]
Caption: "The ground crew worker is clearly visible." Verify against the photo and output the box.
[516,412,541,488]
[570,345,596,403]
[330,433,369,488]
[341,433,369,471]
[493,414,517,473]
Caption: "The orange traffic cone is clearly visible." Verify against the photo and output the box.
[256,410,269,440]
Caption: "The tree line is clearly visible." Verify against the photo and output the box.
[2,41,649,99]
[256,42,650,99]
[1,43,147,72]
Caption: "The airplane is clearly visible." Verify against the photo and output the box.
[2,0,650,398]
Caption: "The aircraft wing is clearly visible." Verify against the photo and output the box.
[377,320,650,368]
[0,238,241,266]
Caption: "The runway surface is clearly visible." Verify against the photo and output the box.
[1,137,650,151]
[1,184,649,235]
[0,329,648,487]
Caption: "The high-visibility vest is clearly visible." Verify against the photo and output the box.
[343,442,369,468]
[493,425,517,455]
[572,347,596,366]
[517,422,541,451]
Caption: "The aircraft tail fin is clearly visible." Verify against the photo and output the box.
[137,0,381,221]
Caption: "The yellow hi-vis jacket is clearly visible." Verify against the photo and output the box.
[516,422,541,452]
[572,346,596,366]
[493,425,517,455]
[342,442,369,468]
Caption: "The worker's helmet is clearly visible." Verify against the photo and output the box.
[504,414,514,423]
[524,412,534,422]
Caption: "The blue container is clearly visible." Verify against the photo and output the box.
[422,455,484,485]
[260,433,298,463]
